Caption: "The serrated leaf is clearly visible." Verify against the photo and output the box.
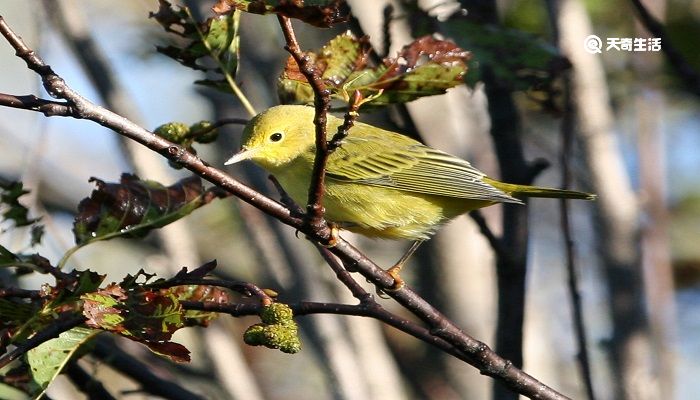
[81,285,190,362]
[213,0,347,28]
[0,181,38,228]
[278,33,470,107]
[72,174,208,245]
[26,326,100,395]
[1,181,43,245]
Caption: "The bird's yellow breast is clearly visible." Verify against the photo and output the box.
[271,157,492,240]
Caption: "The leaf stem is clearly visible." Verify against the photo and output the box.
[185,8,256,117]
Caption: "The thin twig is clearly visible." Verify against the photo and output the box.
[65,361,117,400]
[148,277,273,305]
[188,117,249,140]
[469,210,505,256]
[328,90,362,152]
[0,16,570,400]
[182,299,472,363]
[546,0,597,396]
[0,93,75,116]
[629,0,700,98]
[315,244,372,302]
[559,72,597,400]
[0,287,41,299]
[92,337,206,400]
[0,314,85,369]
[277,15,332,235]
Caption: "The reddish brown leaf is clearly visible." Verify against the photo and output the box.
[73,174,208,245]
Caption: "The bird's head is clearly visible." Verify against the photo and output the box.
[225,105,316,170]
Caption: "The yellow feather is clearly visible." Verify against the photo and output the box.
[226,105,595,240]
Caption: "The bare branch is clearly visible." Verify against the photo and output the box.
[0,93,75,116]
[92,337,206,400]
[0,314,85,369]
[277,15,332,236]
[0,15,570,400]
[629,0,700,98]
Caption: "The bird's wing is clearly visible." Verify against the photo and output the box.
[326,127,520,203]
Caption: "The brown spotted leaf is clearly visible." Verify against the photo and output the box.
[72,174,210,245]
[278,33,470,107]
[213,0,347,28]
[81,286,190,362]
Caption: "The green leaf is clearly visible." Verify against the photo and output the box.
[72,174,210,245]
[0,181,37,227]
[0,181,44,245]
[81,285,190,362]
[26,326,100,396]
[212,0,348,28]
[278,33,471,107]
[151,0,241,88]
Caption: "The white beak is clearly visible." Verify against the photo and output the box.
[224,147,253,165]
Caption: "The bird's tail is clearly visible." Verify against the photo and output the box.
[483,178,596,200]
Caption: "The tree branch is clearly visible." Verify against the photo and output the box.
[0,15,569,400]
[92,337,206,400]
[629,0,700,98]
[0,314,85,369]
[65,361,117,400]
[277,15,332,235]
[546,1,597,397]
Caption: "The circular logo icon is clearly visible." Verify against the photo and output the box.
[584,35,603,54]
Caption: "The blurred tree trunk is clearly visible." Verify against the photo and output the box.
[634,0,676,396]
[557,0,661,398]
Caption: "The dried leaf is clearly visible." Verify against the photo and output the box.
[72,174,209,245]
[278,33,470,107]
[213,0,347,28]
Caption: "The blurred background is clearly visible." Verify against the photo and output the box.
[0,0,699,399]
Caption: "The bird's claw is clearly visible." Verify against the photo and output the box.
[385,265,405,291]
[321,223,339,248]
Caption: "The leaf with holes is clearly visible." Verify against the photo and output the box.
[278,33,470,107]
[81,285,190,362]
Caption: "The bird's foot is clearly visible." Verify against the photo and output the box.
[321,223,340,248]
[385,264,405,291]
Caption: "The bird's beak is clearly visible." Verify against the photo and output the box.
[224,147,253,165]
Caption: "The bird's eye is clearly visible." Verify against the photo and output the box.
[269,132,283,142]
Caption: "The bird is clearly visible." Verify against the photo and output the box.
[225,105,595,287]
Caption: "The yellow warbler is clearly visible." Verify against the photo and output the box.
[226,104,594,241]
